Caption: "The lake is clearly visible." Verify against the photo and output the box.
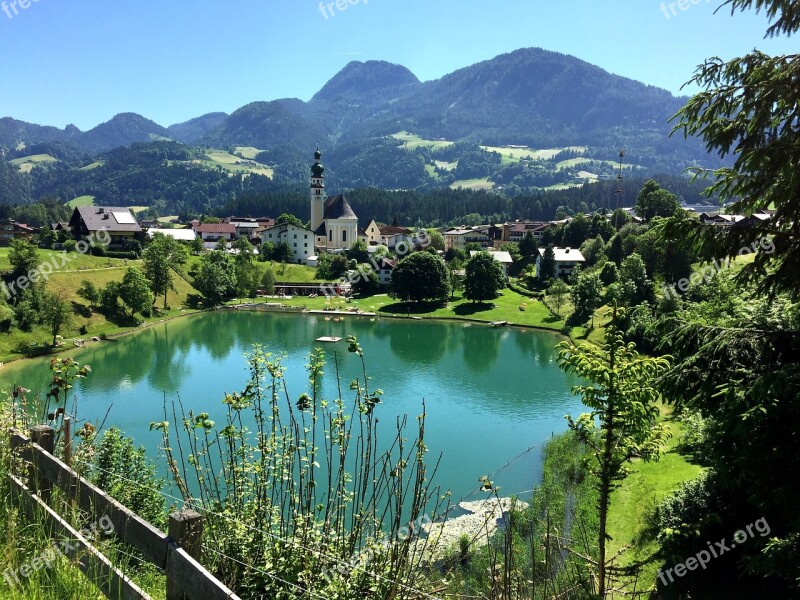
[0,311,584,503]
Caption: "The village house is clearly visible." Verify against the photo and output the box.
[0,219,38,245]
[444,228,491,251]
[146,228,198,243]
[362,220,382,245]
[506,221,554,243]
[470,250,514,276]
[536,246,585,280]
[68,206,142,249]
[260,222,315,264]
[193,223,237,244]
[376,257,398,286]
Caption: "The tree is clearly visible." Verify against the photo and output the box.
[671,0,800,299]
[619,253,654,306]
[8,239,40,281]
[464,252,506,303]
[100,282,121,316]
[558,308,671,598]
[191,236,204,255]
[77,280,101,310]
[599,261,618,286]
[119,267,152,318]
[215,237,228,252]
[142,233,189,309]
[390,252,449,303]
[261,266,276,295]
[519,232,537,257]
[272,242,293,263]
[315,254,348,279]
[352,266,380,296]
[276,213,303,227]
[547,279,570,317]
[194,251,237,305]
[444,247,466,263]
[235,262,260,298]
[607,234,624,267]
[634,179,680,221]
[232,236,255,264]
[425,229,445,251]
[347,240,370,264]
[570,271,603,326]
[539,245,556,280]
[42,291,72,346]
[580,235,606,267]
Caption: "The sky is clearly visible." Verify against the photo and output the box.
[0,0,794,130]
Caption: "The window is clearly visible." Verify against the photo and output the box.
[294,243,297,248]
[329,230,333,242]
[342,230,347,243]
[294,234,297,239]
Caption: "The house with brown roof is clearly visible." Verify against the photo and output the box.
[0,219,38,245]
[193,223,237,243]
[68,206,142,249]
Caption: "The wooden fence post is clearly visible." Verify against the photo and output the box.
[166,510,204,600]
[63,416,72,468]
[29,425,54,503]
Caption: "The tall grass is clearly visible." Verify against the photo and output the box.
[149,337,449,598]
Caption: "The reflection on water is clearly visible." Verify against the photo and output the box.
[0,312,582,501]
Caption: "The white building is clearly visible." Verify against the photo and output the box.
[536,247,586,280]
[470,250,514,276]
[444,228,492,251]
[310,149,358,252]
[146,228,198,242]
[260,223,315,264]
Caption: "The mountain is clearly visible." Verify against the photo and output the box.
[0,113,169,155]
[79,113,170,153]
[311,60,420,103]
[167,112,229,144]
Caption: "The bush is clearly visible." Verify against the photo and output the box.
[105,251,138,260]
[654,471,722,562]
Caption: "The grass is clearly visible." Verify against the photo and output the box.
[234,146,264,159]
[0,249,202,362]
[450,177,494,191]
[391,131,454,151]
[255,288,567,330]
[193,149,274,178]
[9,154,58,174]
[605,408,705,596]
[66,196,95,209]
[79,161,104,171]
[433,160,457,171]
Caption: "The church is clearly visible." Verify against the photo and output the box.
[310,148,358,252]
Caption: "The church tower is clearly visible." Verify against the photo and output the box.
[310,148,326,233]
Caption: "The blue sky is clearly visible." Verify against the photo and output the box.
[0,0,793,130]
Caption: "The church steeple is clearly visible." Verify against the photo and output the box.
[310,147,326,233]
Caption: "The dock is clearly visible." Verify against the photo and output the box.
[315,336,342,343]
[490,321,510,327]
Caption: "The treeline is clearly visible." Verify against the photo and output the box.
[219,175,717,226]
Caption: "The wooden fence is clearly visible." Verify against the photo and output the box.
[8,425,241,600]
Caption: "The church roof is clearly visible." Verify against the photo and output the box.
[323,195,357,220]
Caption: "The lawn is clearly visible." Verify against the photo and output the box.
[66,195,95,208]
[0,263,200,362]
[234,146,264,159]
[606,409,705,596]
[79,160,104,170]
[9,154,58,173]
[450,177,495,191]
[194,149,274,178]
[256,289,567,331]
[391,131,454,151]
